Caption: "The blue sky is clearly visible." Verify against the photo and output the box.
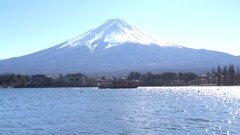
[0,0,240,59]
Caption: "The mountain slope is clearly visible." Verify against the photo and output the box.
[58,18,173,51]
[0,19,239,75]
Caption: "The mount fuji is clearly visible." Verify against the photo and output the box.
[0,19,239,75]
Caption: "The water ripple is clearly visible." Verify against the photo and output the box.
[0,87,240,134]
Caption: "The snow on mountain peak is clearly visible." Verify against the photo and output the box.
[59,18,173,51]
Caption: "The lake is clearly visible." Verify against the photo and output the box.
[0,87,240,134]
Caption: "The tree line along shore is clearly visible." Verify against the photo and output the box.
[0,64,239,88]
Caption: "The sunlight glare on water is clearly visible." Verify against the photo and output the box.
[0,87,240,134]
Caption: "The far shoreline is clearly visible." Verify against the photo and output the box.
[1,85,240,89]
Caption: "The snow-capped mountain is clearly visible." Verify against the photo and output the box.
[0,19,239,75]
[59,18,173,51]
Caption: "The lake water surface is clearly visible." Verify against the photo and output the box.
[0,87,240,134]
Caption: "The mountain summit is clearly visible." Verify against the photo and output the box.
[59,18,173,52]
[0,19,239,75]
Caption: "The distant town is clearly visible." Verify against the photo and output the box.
[0,64,239,88]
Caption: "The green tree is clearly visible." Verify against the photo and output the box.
[236,67,240,85]
[217,65,222,74]
[228,64,235,85]
[222,66,228,85]
[127,71,141,80]
[182,72,197,82]
[160,72,177,81]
